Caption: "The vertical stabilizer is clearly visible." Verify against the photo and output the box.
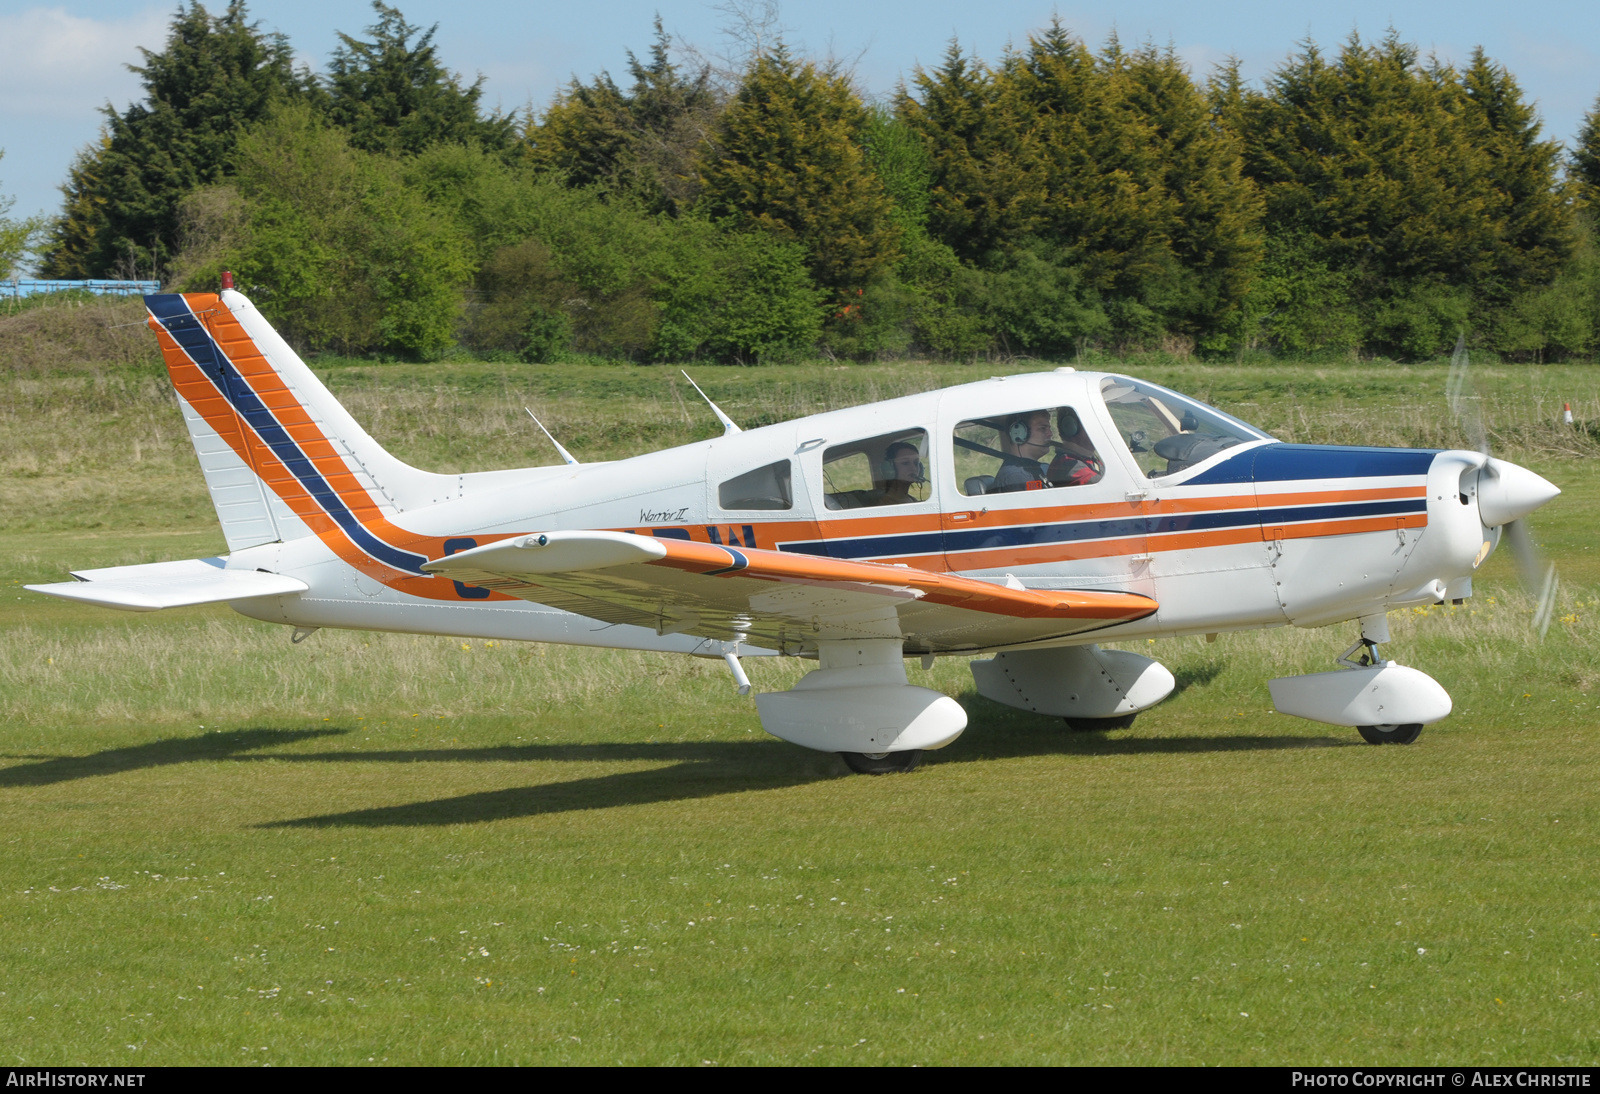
[145,290,453,558]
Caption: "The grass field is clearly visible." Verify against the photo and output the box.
[2,352,1598,1065]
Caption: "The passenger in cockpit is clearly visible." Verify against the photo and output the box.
[1047,407,1105,486]
[872,440,926,506]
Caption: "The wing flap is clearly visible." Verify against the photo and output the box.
[425,531,1156,652]
[26,557,308,613]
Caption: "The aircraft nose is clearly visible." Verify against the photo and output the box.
[1477,458,1560,527]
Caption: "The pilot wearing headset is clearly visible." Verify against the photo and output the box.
[874,439,926,505]
[992,410,1053,492]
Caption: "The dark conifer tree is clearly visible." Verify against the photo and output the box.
[325,2,516,157]
[1575,94,1600,208]
[529,19,719,214]
[897,41,1042,262]
[1458,48,1571,301]
[40,0,306,278]
[905,23,1260,348]
[700,46,899,293]
[1234,33,1570,354]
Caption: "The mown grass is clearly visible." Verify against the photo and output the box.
[1,356,1598,1065]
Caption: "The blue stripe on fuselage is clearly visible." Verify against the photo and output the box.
[782,495,1427,561]
[1184,443,1437,486]
[146,295,428,574]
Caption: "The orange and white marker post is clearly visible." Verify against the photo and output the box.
[1564,402,1575,425]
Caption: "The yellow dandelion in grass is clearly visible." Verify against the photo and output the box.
[1560,614,1578,625]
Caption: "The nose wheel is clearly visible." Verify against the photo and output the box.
[1357,723,1423,745]
[840,750,924,774]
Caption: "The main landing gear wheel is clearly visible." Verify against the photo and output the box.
[840,750,924,775]
[1357,723,1424,745]
[1064,713,1137,732]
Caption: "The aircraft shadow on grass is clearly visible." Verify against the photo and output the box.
[0,700,1352,828]
[265,719,1352,828]
[0,727,342,788]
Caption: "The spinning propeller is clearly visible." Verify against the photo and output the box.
[1445,333,1561,636]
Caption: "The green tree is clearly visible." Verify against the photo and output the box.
[1575,94,1600,210]
[0,152,48,279]
[528,19,719,215]
[992,28,1263,347]
[465,175,822,363]
[700,47,899,295]
[175,104,472,358]
[39,0,306,278]
[898,41,1043,263]
[1232,33,1569,356]
[1458,48,1571,304]
[325,2,516,157]
[900,25,1261,353]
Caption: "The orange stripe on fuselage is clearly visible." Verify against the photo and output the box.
[629,481,1431,575]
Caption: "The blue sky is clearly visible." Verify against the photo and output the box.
[2,1,1598,221]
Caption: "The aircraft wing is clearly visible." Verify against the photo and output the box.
[26,558,308,613]
[424,531,1155,653]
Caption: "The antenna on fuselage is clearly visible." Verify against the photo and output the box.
[524,408,580,466]
[681,370,742,435]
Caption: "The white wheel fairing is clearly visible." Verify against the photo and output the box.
[1268,663,1452,728]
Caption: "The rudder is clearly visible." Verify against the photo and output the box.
[145,290,450,555]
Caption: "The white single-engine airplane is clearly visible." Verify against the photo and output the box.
[28,289,1562,772]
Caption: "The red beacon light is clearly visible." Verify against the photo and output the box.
[221,270,234,291]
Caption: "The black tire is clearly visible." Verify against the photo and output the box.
[840,750,924,774]
[1357,723,1424,745]
[1064,713,1137,732]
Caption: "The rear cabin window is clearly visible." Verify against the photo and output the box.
[718,460,793,510]
[822,430,929,510]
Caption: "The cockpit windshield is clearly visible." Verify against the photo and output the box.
[1098,376,1271,479]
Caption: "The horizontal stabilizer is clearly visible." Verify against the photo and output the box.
[26,557,307,613]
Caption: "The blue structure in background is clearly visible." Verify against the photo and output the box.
[4,278,162,299]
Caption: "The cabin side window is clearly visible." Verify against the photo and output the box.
[821,429,929,510]
[718,460,793,511]
[953,407,1105,496]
